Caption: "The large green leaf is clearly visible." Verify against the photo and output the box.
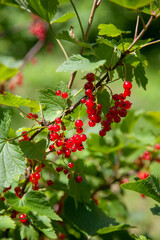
[0,113,26,193]
[134,64,148,90]
[0,216,16,229]
[144,111,160,128]
[98,24,130,37]
[38,89,67,121]
[0,92,39,109]
[64,197,129,236]
[19,139,46,161]
[97,224,131,235]
[109,0,154,9]
[28,213,57,239]
[120,110,143,133]
[57,54,106,72]
[20,225,39,240]
[97,89,110,115]
[0,63,18,82]
[51,12,75,23]
[121,175,160,203]
[26,0,59,23]
[5,191,62,221]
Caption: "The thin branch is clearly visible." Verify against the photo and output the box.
[139,39,160,49]
[49,24,68,59]
[134,15,139,39]
[70,0,85,40]
[20,40,44,70]
[68,0,98,89]
[127,15,154,51]
[17,107,41,124]
[137,9,145,29]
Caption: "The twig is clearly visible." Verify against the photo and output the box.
[137,9,145,29]
[17,107,41,124]
[49,24,68,59]
[134,15,139,39]
[20,40,45,70]
[70,0,85,40]
[68,0,98,89]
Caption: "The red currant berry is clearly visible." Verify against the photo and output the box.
[71,146,77,152]
[19,214,27,223]
[85,89,92,96]
[56,167,63,172]
[123,81,132,90]
[53,124,60,132]
[112,94,119,101]
[84,82,94,90]
[49,144,55,151]
[68,162,74,168]
[56,139,63,147]
[34,172,41,180]
[97,104,102,110]
[68,173,71,179]
[85,99,94,108]
[119,109,127,117]
[75,120,83,128]
[76,127,83,134]
[88,120,96,127]
[81,98,86,104]
[55,118,61,124]
[47,180,53,186]
[99,129,106,137]
[80,134,87,142]
[56,90,61,96]
[114,116,121,123]
[86,73,95,82]
[14,187,21,193]
[76,176,83,183]
[64,169,69,175]
[11,210,18,219]
[62,92,68,99]
[57,149,63,155]
[124,100,132,109]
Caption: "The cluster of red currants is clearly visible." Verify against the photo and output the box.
[99,81,132,137]
[27,113,38,119]
[29,14,46,41]
[29,166,42,190]
[9,72,24,91]
[19,131,30,142]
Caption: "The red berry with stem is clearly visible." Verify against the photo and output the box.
[99,129,106,137]
[88,120,96,127]
[76,176,83,183]
[64,169,69,175]
[76,127,83,134]
[68,162,74,168]
[85,99,94,108]
[75,120,83,128]
[84,82,94,90]
[123,81,132,90]
[86,73,95,82]
[19,214,27,223]
[56,90,61,96]
[80,134,87,142]
[62,92,68,99]
[56,167,63,172]
[57,149,63,155]
[85,89,92,96]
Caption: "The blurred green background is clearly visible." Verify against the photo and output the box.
[0,1,160,239]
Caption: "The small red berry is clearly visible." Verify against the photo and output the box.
[85,89,92,96]
[62,92,68,99]
[86,73,95,82]
[56,90,61,96]
[56,167,63,172]
[123,81,132,90]
[68,162,74,168]
[19,214,27,223]
[88,120,96,127]
[47,180,53,186]
[75,119,83,128]
[64,169,69,175]
[81,98,86,104]
[55,118,61,124]
[76,176,83,183]
[84,82,94,90]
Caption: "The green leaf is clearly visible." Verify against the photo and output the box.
[134,64,148,90]
[38,89,66,121]
[56,31,91,48]
[69,160,91,208]
[0,114,26,193]
[0,216,16,229]
[0,0,19,7]
[56,54,106,73]
[28,213,57,239]
[124,54,140,67]
[98,24,130,37]
[142,2,160,15]
[121,175,160,203]
[97,224,132,234]
[144,111,160,128]
[26,0,59,23]
[51,12,75,23]
[20,225,39,240]
[131,234,149,240]
[150,204,160,216]
[64,197,119,236]
[120,110,143,133]
[19,139,46,161]
[0,92,39,109]
[117,38,152,51]
[24,191,61,220]
[5,191,62,221]
[97,89,110,115]
[87,133,123,154]
[97,37,116,48]
[0,63,18,82]
[109,0,154,9]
